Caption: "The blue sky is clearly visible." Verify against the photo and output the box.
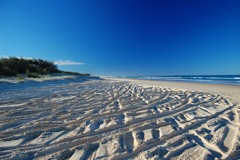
[0,0,240,76]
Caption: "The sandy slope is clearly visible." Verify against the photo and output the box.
[0,78,240,160]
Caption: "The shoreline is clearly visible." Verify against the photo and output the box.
[113,75,240,86]
[104,77,240,104]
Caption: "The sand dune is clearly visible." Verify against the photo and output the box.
[0,78,240,159]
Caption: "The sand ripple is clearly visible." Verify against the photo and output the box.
[0,80,239,159]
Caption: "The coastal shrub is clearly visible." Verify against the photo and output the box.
[17,74,25,80]
[0,57,90,78]
[27,72,40,78]
[59,70,91,76]
[0,57,59,77]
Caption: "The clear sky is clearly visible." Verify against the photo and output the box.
[0,0,240,76]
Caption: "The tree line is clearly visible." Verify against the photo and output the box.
[0,57,59,77]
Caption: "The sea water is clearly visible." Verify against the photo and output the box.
[123,75,240,86]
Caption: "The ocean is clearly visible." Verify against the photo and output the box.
[122,75,240,86]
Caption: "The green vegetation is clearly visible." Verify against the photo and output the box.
[17,74,25,80]
[0,57,91,79]
[0,57,59,77]
[59,70,90,76]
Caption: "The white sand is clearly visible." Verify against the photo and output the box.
[0,78,239,159]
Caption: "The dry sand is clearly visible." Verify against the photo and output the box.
[0,78,240,159]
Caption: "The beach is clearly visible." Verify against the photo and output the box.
[0,77,240,159]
